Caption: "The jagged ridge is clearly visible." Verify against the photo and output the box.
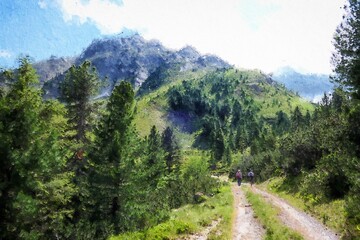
[40,34,230,98]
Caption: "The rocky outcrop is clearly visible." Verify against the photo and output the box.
[33,56,75,84]
[40,34,230,98]
[76,34,230,88]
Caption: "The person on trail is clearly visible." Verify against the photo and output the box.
[248,169,254,186]
[235,169,242,186]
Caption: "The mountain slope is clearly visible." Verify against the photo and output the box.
[272,67,334,102]
[134,68,314,151]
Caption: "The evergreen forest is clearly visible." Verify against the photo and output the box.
[0,0,359,239]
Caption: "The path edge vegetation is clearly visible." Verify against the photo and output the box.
[259,177,347,236]
[244,186,304,240]
[110,183,233,240]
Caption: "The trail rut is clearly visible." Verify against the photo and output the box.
[232,184,265,240]
[252,187,339,240]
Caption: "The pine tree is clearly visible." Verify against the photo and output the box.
[161,127,180,172]
[332,0,360,99]
[59,61,102,236]
[60,60,101,143]
[211,123,225,166]
[291,106,304,130]
[0,58,74,239]
[304,110,311,126]
[231,100,242,126]
[87,81,136,236]
[141,126,169,226]
[274,110,291,134]
[331,1,360,233]
[0,58,39,238]
[144,126,167,188]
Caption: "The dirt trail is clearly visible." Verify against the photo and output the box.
[189,180,339,239]
[232,184,265,240]
[252,187,339,240]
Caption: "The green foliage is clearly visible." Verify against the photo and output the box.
[161,126,180,172]
[86,81,138,236]
[0,58,76,239]
[129,126,170,229]
[291,106,304,130]
[137,64,172,96]
[330,9,360,235]
[273,110,291,135]
[111,185,233,240]
[1,58,222,239]
[60,60,101,143]
[167,69,272,167]
[279,130,320,175]
[143,126,167,186]
[132,61,358,238]
[332,0,360,99]
[180,151,217,203]
[263,177,348,238]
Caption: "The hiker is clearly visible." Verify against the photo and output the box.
[248,169,254,186]
[235,169,242,186]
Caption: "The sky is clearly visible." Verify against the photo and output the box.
[0,0,345,74]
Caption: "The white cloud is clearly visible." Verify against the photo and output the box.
[57,0,125,33]
[38,0,48,9]
[57,0,345,74]
[0,50,12,58]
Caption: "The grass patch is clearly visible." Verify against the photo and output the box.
[133,69,208,137]
[245,186,304,240]
[254,85,314,118]
[110,184,233,240]
[259,177,346,236]
[133,91,168,137]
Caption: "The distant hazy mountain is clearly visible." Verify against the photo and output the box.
[272,67,334,102]
[40,34,230,98]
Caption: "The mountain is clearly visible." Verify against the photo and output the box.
[40,34,230,98]
[272,67,334,102]
[33,56,75,83]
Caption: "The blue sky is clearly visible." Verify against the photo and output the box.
[0,0,101,67]
[0,0,345,74]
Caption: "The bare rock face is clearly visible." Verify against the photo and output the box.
[76,34,169,89]
[40,33,230,98]
[33,56,75,84]
[177,45,201,61]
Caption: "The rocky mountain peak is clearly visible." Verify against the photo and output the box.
[177,46,201,60]
[40,34,230,98]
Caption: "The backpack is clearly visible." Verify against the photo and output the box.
[248,171,254,177]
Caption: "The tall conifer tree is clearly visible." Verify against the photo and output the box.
[0,58,74,239]
[88,81,136,236]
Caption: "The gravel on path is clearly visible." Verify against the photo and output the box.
[232,183,265,240]
[253,187,339,240]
